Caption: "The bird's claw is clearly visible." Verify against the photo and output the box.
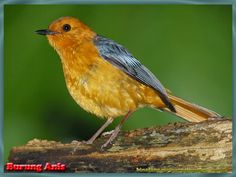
[100,141,112,151]
[70,141,82,155]
[102,130,114,136]
[70,140,92,154]
[100,131,118,150]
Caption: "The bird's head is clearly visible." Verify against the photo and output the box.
[36,16,95,50]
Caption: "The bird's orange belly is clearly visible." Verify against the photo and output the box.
[62,57,164,119]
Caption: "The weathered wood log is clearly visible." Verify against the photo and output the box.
[7,119,232,173]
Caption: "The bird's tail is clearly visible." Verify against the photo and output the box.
[162,95,223,122]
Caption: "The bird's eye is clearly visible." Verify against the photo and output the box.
[62,24,71,32]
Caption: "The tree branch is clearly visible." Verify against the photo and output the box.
[7,119,232,173]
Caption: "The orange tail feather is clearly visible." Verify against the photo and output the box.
[163,95,222,122]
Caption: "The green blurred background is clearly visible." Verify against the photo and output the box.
[4,5,232,162]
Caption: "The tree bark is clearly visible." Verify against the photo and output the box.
[7,119,232,173]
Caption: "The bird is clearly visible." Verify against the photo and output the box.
[36,16,222,148]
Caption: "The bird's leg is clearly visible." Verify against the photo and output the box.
[86,117,113,144]
[71,118,113,154]
[101,111,133,149]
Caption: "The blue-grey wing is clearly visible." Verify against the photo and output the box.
[93,35,175,112]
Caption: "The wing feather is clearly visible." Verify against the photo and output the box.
[93,35,175,112]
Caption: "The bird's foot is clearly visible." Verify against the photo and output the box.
[101,128,120,150]
[70,140,93,154]
[101,141,110,150]
[101,130,114,136]
[70,140,83,155]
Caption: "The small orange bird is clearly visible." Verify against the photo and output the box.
[36,17,222,148]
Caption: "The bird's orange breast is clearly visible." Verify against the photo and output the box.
[57,40,164,118]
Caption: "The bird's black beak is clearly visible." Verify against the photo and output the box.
[35,29,58,35]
